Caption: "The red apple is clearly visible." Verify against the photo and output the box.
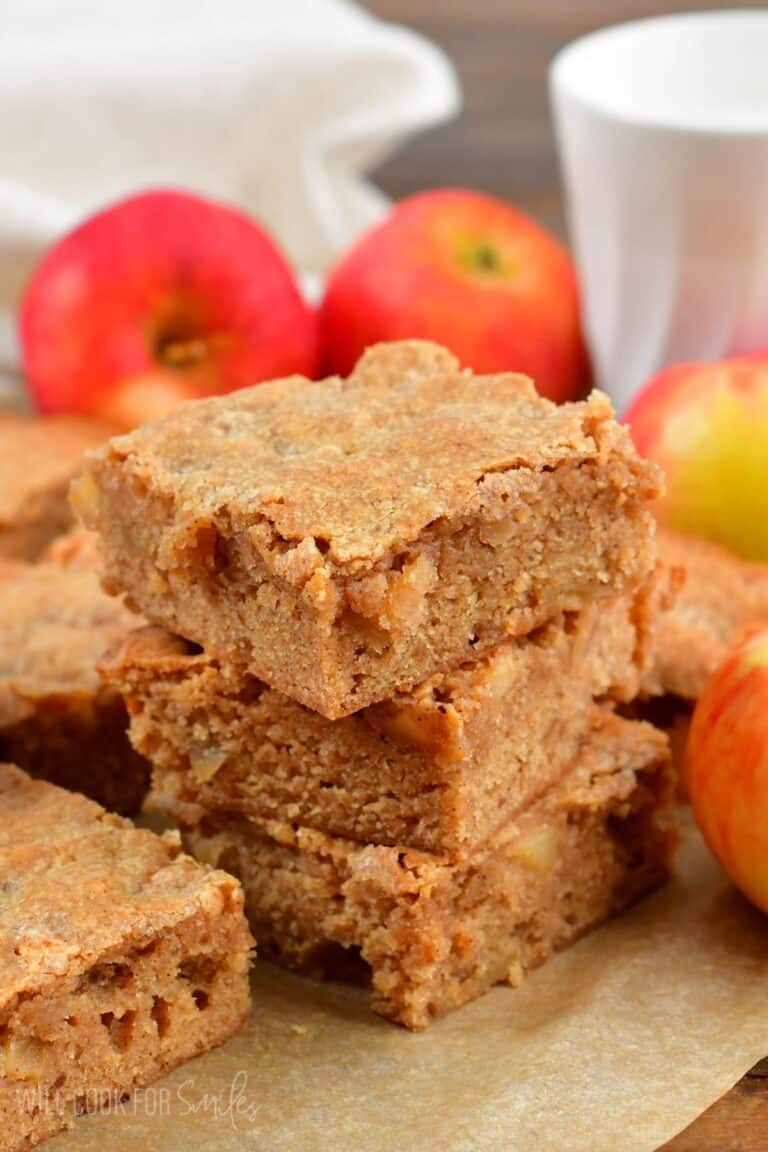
[20,189,319,428]
[625,358,768,562]
[319,189,589,402]
[687,626,768,913]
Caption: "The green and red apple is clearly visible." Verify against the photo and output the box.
[625,358,768,562]
[20,190,319,428]
[687,626,768,914]
[319,189,589,403]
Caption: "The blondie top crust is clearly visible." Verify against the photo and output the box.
[184,711,675,1030]
[105,578,666,857]
[78,340,661,717]
[0,530,149,814]
[0,764,253,1152]
[647,529,768,700]
[0,413,115,561]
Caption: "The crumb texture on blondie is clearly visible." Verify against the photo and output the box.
[83,340,660,569]
[103,580,662,855]
[0,765,252,1152]
[81,342,661,716]
[0,414,114,560]
[0,531,149,813]
[0,531,139,711]
[649,529,768,699]
[184,713,675,1030]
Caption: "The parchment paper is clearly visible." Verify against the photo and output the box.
[48,823,768,1152]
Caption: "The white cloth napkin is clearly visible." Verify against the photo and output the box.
[0,0,459,398]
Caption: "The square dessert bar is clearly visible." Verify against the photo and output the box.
[104,578,667,857]
[184,711,675,1030]
[645,529,768,700]
[0,765,253,1152]
[0,413,115,560]
[78,340,661,717]
[0,530,149,814]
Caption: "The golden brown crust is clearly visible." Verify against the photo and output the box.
[0,764,253,1151]
[0,765,244,1009]
[83,342,657,569]
[650,529,768,698]
[80,341,661,717]
[0,414,115,561]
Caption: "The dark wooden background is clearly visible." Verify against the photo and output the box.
[366,3,768,1149]
[368,0,767,240]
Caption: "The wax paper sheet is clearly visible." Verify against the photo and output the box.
[48,823,768,1152]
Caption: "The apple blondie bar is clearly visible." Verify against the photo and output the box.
[77,340,661,717]
[0,413,114,561]
[648,529,768,699]
[0,531,149,814]
[184,710,675,1030]
[104,579,665,856]
[0,764,253,1152]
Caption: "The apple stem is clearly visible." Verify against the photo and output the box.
[158,337,209,370]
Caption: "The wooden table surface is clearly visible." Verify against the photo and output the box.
[368,0,767,240]
[367,2,768,1148]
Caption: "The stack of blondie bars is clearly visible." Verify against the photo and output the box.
[82,340,677,1029]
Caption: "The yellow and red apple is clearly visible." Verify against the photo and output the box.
[687,626,768,913]
[319,189,589,403]
[624,357,768,562]
[20,190,319,428]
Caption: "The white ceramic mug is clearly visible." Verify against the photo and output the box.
[550,11,768,412]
